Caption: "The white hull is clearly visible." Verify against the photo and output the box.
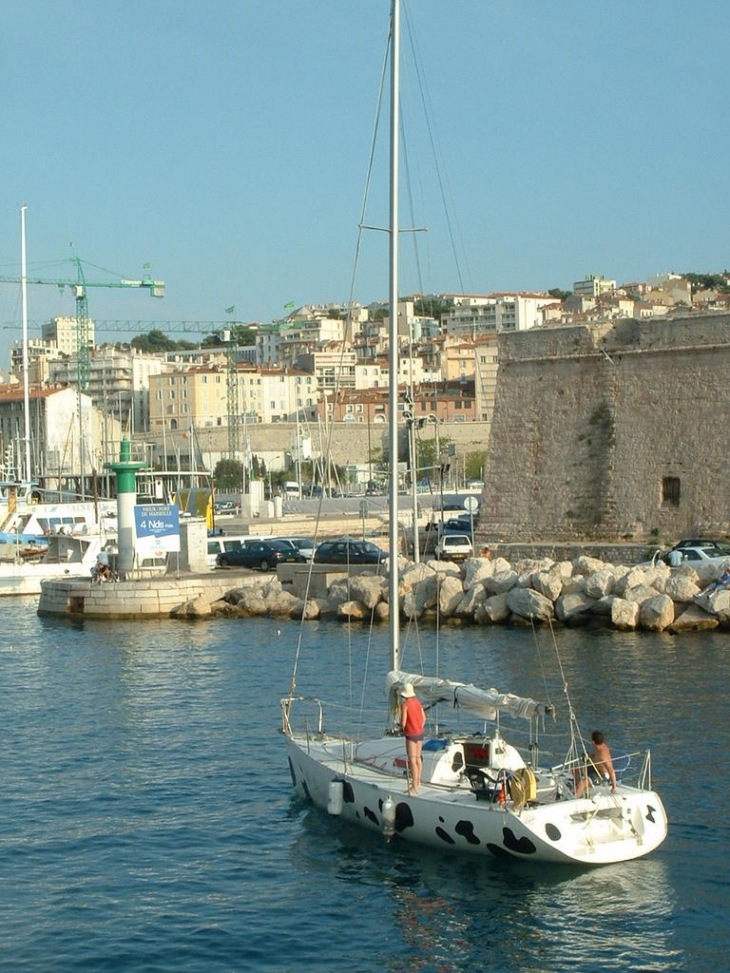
[0,562,91,596]
[0,532,107,596]
[285,732,668,865]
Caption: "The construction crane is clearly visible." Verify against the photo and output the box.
[222,328,241,461]
[1,256,164,498]
[0,256,165,393]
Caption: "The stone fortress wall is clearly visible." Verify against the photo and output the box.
[479,312,730,543]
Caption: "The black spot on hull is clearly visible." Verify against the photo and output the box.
[364,806,378,825]
[342,780,355,804]
[545,822,562,842]
[486,842,517,859]
[436,827,456,845]
[288,757,296,787]
[454,819,481,845]
[502,827,537,855]
[646,804,657,823]
[395,802,415,832]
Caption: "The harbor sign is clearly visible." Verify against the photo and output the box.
[134,503,181,555]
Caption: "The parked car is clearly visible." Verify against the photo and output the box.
[434,533,474,561]
[216,539,306,571]
[313,538,388,565]
[660,545,730,566]
[441,516,473,534]
[207,535,246,570]
[671,538,730,555]
[278,536,315,561]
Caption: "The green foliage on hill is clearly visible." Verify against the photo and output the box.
[548,287,571,301]
[683,272,730,293]
[130,329,194,352]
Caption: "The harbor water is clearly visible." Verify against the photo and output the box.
[0,599,727,972]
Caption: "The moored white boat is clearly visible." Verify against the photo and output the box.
[0,521,115,596]
[282,0,667,866]
[283,672,667,865]
[0,491,119,595]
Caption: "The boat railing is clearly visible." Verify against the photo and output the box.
[550,748,655,792]
[281,695,325,738]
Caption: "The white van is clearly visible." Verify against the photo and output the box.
[207,535,247,570]
[283,481,301,500]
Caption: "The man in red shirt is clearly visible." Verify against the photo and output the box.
[399,683,426,794]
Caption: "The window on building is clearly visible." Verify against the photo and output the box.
[662,476,681,507]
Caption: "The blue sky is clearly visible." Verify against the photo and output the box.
[2,0,728,366]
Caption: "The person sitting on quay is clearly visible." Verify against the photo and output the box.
[92,560,112,583]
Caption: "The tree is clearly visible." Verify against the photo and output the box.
[130,329,181,353]
[213,458,243,491]
[684,272,730,294]
[548,288,571,301]
[413,296,453,320]
[201,324,258,348]
[465,450,486,481]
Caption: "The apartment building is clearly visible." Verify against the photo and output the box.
[442,293,555,335]
[48,347,167,433]
[573,275,616,299]
[0,384,121,480]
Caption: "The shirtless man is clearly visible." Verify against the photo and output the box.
[574,730,617,797]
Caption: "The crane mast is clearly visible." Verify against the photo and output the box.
[1,254,164,494]
[1,257,165,395]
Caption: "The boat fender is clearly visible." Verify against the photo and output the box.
[327,779,344,816]
[381,796,396,838]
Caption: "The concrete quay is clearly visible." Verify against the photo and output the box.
[37,572,238,619]
[36,562,383,619]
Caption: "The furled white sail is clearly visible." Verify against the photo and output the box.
[385,670,553,722]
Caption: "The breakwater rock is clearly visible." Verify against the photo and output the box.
[176,554,730,633]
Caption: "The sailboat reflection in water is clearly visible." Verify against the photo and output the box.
[281,0,667,866]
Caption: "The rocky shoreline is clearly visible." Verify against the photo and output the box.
[172,553,730,633]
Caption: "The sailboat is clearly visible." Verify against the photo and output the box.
[282,0,668,865]
[0,206,120,596]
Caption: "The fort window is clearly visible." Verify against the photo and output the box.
[662,476,681,507]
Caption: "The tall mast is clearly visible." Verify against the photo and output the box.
[387,0,401,668]
[20,205,32,484]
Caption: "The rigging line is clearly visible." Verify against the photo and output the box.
[398,84,426,297]
[402,1,471,295]
[530,616,555,709]
[318,28,390,509]
[347,12,390,313]
[547,615,587,756]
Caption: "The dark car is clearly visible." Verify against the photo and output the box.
[216,539,306,571]
[442,516,473,532]
[313,538,388,565]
